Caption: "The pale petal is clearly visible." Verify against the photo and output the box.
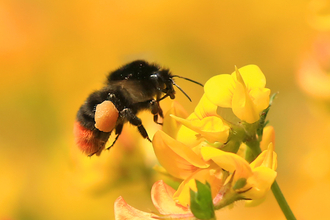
[151,180,190,215]
[204,74,235,107]
[114,196,158,220]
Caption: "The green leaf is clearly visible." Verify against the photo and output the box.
[190,180,216,220]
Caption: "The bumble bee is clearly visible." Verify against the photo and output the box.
[74,60,202,156]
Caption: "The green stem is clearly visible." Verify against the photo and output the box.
[245,137,261,162]
[245,145,259,163]
[245,139,296,220]
[271,181,296,220]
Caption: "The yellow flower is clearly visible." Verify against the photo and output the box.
[204,65,271,123]
[151,67,276,210]
[153,125,277,207]
[241,143,277,199]
[152,102,230,207]
[173,167,225,207]
[201,143,277,204]
[152,101,230,180]
[168,96,230,146]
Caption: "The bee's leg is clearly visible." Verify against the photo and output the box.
[150,100,163,125]
[88,151,97,157]
[106,123,123,150]
[121,108,151,142]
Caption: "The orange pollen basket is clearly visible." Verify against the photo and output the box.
[95,100,119,132]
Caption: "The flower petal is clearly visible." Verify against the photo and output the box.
[152,130,209,179]
[260,126,275,151]
[151,180,190,215]
[249,87,271,114]
[245,197,266,207]
[232,65,267,90]
[171,114,229,143]
[194,94,218,119]
[238,143,277,200]
[204,74,235,107]
[232,80,260,123]
[250,143,277,170]
[176,124,202,147]
[201,146,253,180]
[162,101,189,139]
[230,65,270,123]
[173,168,224,207]
[114,196,158,220]
[242,167,277,199]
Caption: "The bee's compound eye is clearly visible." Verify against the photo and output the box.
[95,101,119,132]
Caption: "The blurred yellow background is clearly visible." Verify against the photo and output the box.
[1,0,330,219]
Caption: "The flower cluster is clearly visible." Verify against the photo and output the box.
[115,65,277,219]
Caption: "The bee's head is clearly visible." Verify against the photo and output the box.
[151,67,203,102]
[151,69,176,99]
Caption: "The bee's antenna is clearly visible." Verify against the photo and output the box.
[171,79,192,102]
[172,75,203,87]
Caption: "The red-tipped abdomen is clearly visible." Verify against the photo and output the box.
[74,121,105,156]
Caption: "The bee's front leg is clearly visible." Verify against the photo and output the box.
[150,99,163,125]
